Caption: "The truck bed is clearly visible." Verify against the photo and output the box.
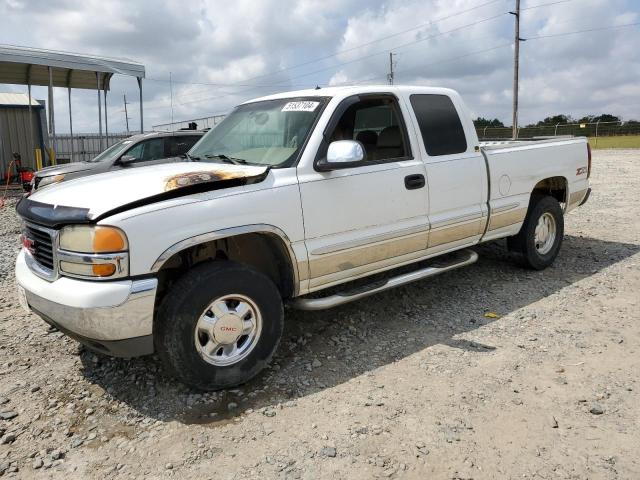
[480,136,582,150]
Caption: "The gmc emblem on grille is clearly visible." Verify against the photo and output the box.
[21,235,35,255]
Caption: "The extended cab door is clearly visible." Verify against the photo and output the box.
[297,93,430,291]
[404,93,488,254]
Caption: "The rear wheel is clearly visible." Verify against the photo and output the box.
[507,194,564,270]
[155,261,284,391]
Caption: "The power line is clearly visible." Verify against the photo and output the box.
[144,0,612,117]
[146,0,507,98]
[146,35,511,114]
[145,78,318,89]
[521,0,572,12]
[262,0,506,77]
[347,20,639,84]
[167,11,508,109]
[156,0,508,90]
[358,42,514,82]
[151,0,580,111]
[146,16,634,118]
[524,21,640,40]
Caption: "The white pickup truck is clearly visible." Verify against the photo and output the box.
[15,86,591,390]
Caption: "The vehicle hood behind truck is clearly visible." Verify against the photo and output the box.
[36,162,96,177]
[18,162,269,226]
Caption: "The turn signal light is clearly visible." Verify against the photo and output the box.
[92,263,117,277]
[93,228,127,252]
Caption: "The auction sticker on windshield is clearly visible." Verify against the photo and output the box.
[281,101,319,112]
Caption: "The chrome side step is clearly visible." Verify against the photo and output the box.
[289,249,478,311]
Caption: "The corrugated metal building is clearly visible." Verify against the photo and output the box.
[0,92,47,178]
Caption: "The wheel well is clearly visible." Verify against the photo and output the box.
[531,176,567,205]
[155,232,296,308]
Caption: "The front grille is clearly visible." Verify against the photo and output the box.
[25,224,55,270]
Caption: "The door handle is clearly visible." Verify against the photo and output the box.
[404,174,425,190]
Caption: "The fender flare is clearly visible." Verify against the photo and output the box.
[149,224,301,296]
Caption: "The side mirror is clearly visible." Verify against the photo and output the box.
[119,155,136,165]
[316,140,365,171]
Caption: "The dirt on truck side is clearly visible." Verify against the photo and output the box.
[0,149,639,479]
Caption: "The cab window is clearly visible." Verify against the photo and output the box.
[410,94,467,156]
[166,136,200,157]
[327,96,409,162]
[125,138,165,162]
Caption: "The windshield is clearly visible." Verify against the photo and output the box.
[189,97,327,168]
[86,139,133,163]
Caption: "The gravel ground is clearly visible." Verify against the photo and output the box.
[1,149,639,479]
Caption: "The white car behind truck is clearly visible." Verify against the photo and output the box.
[15,86,592,390]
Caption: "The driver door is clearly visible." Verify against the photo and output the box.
[298,94,429,291]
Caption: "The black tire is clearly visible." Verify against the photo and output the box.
[507,194,564,270]
[155,261,284,391]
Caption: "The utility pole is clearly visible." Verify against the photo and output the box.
[387,52,395,85]
[123,94,131,133]
[510,0,521,139]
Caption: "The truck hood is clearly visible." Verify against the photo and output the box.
[36,162,95,177]
[17,162,269,227]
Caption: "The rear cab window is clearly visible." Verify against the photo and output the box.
[165,135,201,157]
[409,94,467,156]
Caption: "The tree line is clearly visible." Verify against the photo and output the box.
[473,114,640,128]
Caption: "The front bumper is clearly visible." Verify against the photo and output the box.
[15,250,157,357]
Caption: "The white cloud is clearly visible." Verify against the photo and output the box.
[0,0,638,133]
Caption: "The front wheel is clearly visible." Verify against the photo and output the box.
[155,261,284,391]
[507,194,564,270]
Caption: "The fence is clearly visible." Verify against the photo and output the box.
[54,132,135,163]
[45,118,640,165]
[152,114,226,132]
[477,120,640,141]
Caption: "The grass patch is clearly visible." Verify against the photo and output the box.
[588,135,640,149]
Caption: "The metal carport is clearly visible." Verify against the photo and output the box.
[0,44,145,163]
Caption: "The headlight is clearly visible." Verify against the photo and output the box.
[59,225,128,253]
[58,225,129,279]
[37,174,65,189]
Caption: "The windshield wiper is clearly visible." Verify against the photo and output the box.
[204,154,248,165]
[186,153,202,161]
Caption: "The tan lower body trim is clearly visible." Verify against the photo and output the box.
[308,231,428,279]
[568,188,588,207]
[488,207,527,231]
[428,219,482,248]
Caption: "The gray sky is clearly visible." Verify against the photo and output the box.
[1,0,638,133]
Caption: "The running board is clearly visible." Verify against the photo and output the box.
[289,249,478,311]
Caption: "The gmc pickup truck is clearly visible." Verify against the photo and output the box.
[15,86,591,390]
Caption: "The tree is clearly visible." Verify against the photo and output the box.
[593,114,620,123]
[577,114,621,124]
[473,117,505,127]
[536,114,573,126]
